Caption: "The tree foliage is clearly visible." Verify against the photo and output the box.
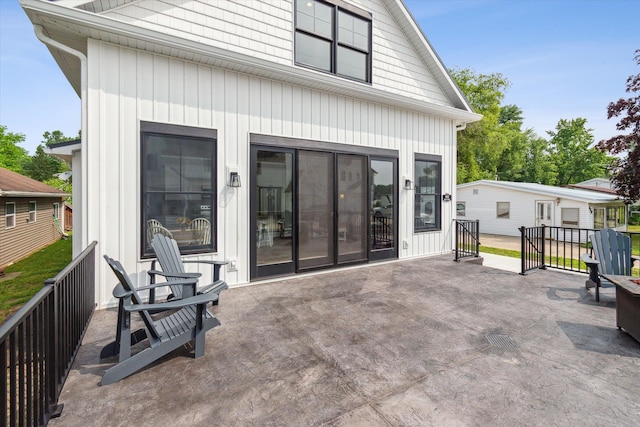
[596,50,640,203]
[23,145,65,182]
[547,118,611,186]
[0,125,30,173]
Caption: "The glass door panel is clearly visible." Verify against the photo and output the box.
[252,148,294,278]
[337,154,367,264]
[370,158,396,259]
[298,151,334,270]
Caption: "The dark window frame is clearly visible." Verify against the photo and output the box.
[294,0,372,84]
[413,154,442,233]
[140,121,218,258]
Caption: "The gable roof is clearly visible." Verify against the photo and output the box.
[0,167,67,197]
[20,0,480,124]
[457,180,622,204]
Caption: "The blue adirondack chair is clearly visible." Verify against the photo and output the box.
[582,229,640,302]
[149,234,228,302]
[100,255,222,385]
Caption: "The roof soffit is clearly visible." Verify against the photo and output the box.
[21,0,481,122]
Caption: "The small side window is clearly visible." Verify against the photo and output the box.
[496,202,510,219]
[29,201,36,222]
[457,202,466,217]
[53,203,60,220]
[6,202,16,228]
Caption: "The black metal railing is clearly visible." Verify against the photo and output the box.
[372,215,393,249]
[455,219,480,261]
[519,226,640,275]
[1,241,97,426]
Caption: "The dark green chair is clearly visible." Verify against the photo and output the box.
[100,255,222,385]
[582,228,640,301]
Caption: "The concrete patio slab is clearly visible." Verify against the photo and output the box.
[51,255,640,426]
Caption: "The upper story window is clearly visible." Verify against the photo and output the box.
[29,201,36,222]
[414,154,441,232]
[295,0,372,83]
[141,122,217,258]
[5,202,16,229]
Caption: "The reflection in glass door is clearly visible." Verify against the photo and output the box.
[251,148,294,278]
[337,154,367,264]
[298,151,334,270]
[370,158,397,260]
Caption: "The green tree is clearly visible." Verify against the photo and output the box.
[0,125,30,173]
[597,50,640,204]
[42,129,79,147]
[547,118,611,186]
[23,145,65,182]
[451,69,534,183]
[521,134,557,185]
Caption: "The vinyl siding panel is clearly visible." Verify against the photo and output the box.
[457,184,626,237]
[88,41,457,308]
[0,198,64,268]
[101,0,452,107]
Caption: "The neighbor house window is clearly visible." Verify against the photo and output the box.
[593,207,604,229]
[561,208,579,227]
[141,122,217,258]
[457,202,466,216]
[496,202,510,219]
[5,202,15,228]
[53,203,60,220]
[606,207,617,228]
[414,154,441,232]
[617,206,626,226]
[29,201,36,222]
[295,0,372,83]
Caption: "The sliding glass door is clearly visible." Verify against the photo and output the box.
[251,144,396,279]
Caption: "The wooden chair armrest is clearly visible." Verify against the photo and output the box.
[581,253,599,266]
[148,269,202,279]
[182,260,229,266]
[135,278,198,292]
[123,292,218,312]
[198,280,229,295]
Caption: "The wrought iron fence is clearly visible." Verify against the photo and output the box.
[519,226,640,275]
[1,241,97,426]
[454,220,480,261]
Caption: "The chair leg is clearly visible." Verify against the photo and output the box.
[595,284,600,302]
[194,304,206,358]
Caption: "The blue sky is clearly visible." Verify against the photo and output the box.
[1,0,638,155]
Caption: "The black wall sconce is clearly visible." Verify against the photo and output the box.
[229,171,241,188]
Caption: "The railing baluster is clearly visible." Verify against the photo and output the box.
[0,241,97,426]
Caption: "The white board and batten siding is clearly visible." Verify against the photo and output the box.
[88,39,458,308]
[101,0,453,108]
[82,0,462,308]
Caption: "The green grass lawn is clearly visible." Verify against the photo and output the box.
[0,238,72,324]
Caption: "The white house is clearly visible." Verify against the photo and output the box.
[21,0,480,308]
[457,180,627,237]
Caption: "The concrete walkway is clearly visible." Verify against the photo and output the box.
[52,255,640,426]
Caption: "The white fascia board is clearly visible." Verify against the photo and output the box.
[459,180,620,203]
[0,191,69,198]
[20,0,482,124]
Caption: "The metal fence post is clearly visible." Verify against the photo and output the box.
[540,225,547,270]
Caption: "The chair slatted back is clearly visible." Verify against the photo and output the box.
[591,228,632,276]
[151,234,187,299]
[189,218,211,245]
[104,255,160,340]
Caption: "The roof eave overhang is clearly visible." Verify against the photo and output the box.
[20,0,481,124]
[0,191,69,198]
[458,181,621,204]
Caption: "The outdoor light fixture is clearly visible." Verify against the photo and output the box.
[229,171,241,188]
[404,179,413,190]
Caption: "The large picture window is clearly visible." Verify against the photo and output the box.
[295,0,372,83]
[141,122,217,258]
[414,154,441,232]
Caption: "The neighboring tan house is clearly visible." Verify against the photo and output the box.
[21,0,481,308]
[0,167,68,270]
[457,180,626,237]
